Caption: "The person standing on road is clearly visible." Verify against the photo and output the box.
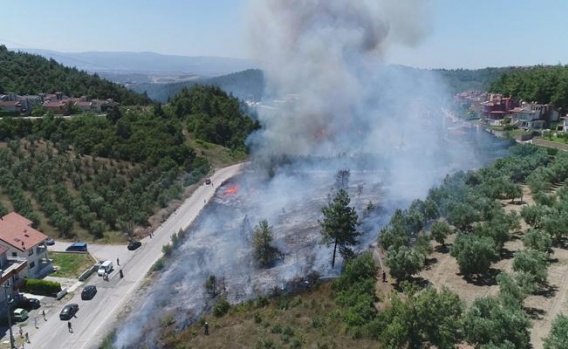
[42,310,46,320]
[25,332,29,343]
[117,257,120,266]
[68,321,73,333]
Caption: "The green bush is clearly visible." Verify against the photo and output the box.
[22,278,62,296]
[213,297,230,317]
[153,258,166,271]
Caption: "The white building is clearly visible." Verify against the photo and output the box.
[0,212,52,279]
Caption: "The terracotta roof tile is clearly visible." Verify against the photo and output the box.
[0,212,48,252]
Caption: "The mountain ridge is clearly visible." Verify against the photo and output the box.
[15,48,258,77]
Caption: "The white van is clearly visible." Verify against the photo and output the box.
[98,260,113,276]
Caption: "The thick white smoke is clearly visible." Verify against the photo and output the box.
[114,1,502,347]
[246,0,432,157]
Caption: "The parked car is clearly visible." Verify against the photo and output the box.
[59,304,79,320]
[127,240,142,251]
[13,308,29,322]
[9,294,39,310]
[205,178,212,185]
[15,297,40,310]
[81,285,97,300]
[45,238,55,246]
[66,242,88,252]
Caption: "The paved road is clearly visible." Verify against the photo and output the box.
[26,163,244,349]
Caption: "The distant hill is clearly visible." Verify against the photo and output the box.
[130,69,265,102]
[18,49,258,77]
[0,45,150,105]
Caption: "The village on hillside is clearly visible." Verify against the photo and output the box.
[0,92,118,116]
[455,90,568,133]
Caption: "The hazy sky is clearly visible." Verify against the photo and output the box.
[1,0,566,69]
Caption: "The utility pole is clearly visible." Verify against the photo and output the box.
[3,284,15,349]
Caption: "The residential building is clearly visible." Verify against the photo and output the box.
[0,212,52,279]
[561,115,568,132]
[509,102,559,130]
[0,245,28,314]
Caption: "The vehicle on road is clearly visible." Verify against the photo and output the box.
[13,308,29,322]
[127,240,142,251]
[81,285,97,300]
[205,178,212,185]
[59,304,79,320]
[66,242,88,252]
[98,260,113,276]
[45,238,55,245]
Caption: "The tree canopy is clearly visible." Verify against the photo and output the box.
[0,45,150,105]
[489,65,568,111]
[319,189,361,268]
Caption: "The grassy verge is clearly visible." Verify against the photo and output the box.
[50,252,96,278]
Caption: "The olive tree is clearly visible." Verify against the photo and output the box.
[451,233,498,279]
[544,313,568,349]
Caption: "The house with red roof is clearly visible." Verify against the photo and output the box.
[0,212,52,279]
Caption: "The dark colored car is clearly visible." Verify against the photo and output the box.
[20,298,41,310]
[45,238,55,246]
[59,303,79,320]
[205,178,212,185]
[81,285,97,300]
[10,295,40,310]
[66,242,88,252]
[127,240,142,251]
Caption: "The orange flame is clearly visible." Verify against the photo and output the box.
[224,184,239,196]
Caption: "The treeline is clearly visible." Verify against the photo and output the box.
[0,45,150,105]
[435,67,514,95]
[489,65,568,111]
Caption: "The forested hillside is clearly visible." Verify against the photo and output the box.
[0,84,259,242]
[167,85,261,152]
[489,65,568,110]
[0,45,150,105]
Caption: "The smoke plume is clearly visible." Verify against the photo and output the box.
[113,1,505,347]
[246,0,431,156]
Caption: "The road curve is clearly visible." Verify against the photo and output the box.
[29,163,244,349]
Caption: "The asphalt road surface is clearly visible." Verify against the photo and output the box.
[27,163,244,349]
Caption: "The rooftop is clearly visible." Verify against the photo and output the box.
[0,212,48,252]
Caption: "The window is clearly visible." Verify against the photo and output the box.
[11,252,16,257]
[30,261,35,269]
[28,248,33,256]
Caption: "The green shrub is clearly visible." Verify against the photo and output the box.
[254,312,262,324]
[22,278,61,296]
[213,297,230,317]
[271,324,282,334]
[153,258,166,271]
[256,296,269,308]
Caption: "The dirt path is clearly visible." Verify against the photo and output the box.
[528,247,568,348]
